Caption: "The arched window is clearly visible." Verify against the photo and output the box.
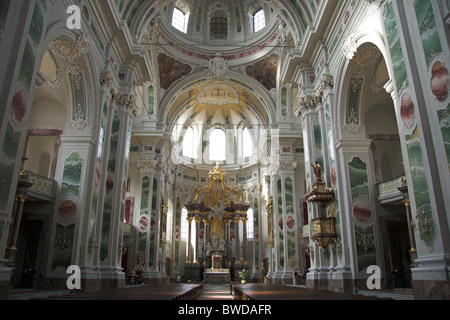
[247,208,254,239]
[253,8,266,32]
[242,127,252,158]
[210,12,228,39]
[172,7,189,33]
[209,129,226,161]
[183,126,197,159]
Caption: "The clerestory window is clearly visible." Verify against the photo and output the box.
[253,9,265,32]
[209,129,226,161]
[172,7,189,33]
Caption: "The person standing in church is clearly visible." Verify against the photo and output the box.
[293,269,298,285]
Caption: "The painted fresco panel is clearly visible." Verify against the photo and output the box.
[348,157,370,200]
[314,117,324,167]
[406,128,435,247]
[148,86,155,116]
[107,115,120,173]
[100,198,112,261]
[277,179,282,216]
[355,225,376,271]
[18,0,45,90]
[287,231,296,268]
[0,0,11,46]
[281,87,287,116]
[413,0,443,66]
[384,1,408,92]
[0,124,20,214]
[51,223,75,270]
[61,152,83,198]
[285,177,293,215]
[279,230,284,268]
[437,104,450,172]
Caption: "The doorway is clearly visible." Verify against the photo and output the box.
[14,220,42,288]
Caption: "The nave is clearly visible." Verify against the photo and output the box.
[7,282,403,301]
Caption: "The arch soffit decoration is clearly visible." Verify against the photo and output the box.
[31,20,99,135]
[333,30,395,142]
[159,70,276,132]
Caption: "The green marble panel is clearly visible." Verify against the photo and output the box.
[314,117,324,167]
[100,198,112,261]
[277,179,283,216]
[0,0,11,46]
[413,0,443,65]
[406,128,435,246]
[437,105,450,173]
[348,157,370,200]
[281,87,287,116]
[61,152,83,198]
[285,177,293,215]
[18,0,45,90]
[0,124,20,213]
[383,1,408,92]
[107,115,120,173]
[279,230,284,268]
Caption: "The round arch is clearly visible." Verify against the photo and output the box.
[158,70,277,132]
[332,29,397,142]
[32,21,101,137]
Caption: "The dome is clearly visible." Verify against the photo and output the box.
[161,1,277,49]
[139,0,282,66]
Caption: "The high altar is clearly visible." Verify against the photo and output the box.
[184,163,251,284]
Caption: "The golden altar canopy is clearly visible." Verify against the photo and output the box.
[185,163,250,242]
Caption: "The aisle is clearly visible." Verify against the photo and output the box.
[197,284,234,300]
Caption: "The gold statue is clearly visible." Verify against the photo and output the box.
[210,215,225,240]
[312,161,322,180]
[267,196,274,247]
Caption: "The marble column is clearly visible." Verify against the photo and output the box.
[194,216,201,263]
[242,217,248,263]
[234,216,241,262]
[225,219,231,262]
[186,216,193,263]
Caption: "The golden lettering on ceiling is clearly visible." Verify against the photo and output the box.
[188,80,249,119]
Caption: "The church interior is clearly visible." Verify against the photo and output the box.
[0,0,449,301]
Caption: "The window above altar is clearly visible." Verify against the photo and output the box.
[209,129,226,161]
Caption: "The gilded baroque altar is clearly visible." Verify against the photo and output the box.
[184,163,251,283]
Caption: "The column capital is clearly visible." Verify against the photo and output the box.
[100,72,120,102]
[117,93,138,117]
[15,194,27,203]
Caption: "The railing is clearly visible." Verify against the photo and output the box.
[301,224,309,237]
[376,175,404,204]
[26,171,57,202]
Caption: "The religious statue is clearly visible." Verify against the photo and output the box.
[312,161,322,181]
[208,53,228,78]
[159,196,168,247]
[210,214,224,241]
[267,196,274,247]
